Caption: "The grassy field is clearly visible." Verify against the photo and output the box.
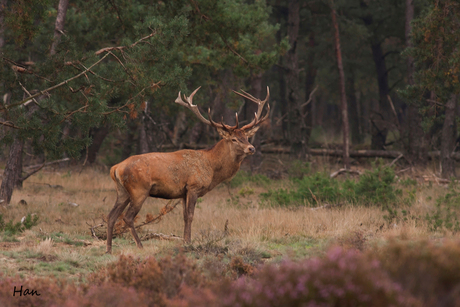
[0,157,456,281]
[2,157,460,305]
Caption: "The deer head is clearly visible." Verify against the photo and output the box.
[175,86,270,157]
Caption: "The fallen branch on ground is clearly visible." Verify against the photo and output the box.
[330,168,362,178]
[141,232,182,241]
[88,199,180,240]
[310,203,343,210]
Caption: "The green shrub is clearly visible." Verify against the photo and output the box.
[229,171,270,188]
[286,160,311,179]
[0,213,39,235]
[353,165,402,206]
[261,164,405,208]
[425,182,460,232]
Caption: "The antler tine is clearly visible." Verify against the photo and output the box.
[235,86,270,131]
[233,86,270,120]
[175,87,219,127]
[232,89,259,103]
[207,107,225,129]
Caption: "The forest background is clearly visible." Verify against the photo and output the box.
[1,0,459,203]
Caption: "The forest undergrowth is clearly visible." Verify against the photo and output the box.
[1,157,460,306]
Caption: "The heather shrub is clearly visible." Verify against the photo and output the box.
[0,275,75,307]
[371,239,460,306]
[64,284,148,307]
[228,256,255,278]
[88,253,204,306]
[214,247,417,307]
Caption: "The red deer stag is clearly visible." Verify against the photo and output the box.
[106,86,270,253]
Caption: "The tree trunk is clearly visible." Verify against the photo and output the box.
[405,0,428,164]
[347,73,362,144]
[0,0,6,49]
[370,41,391,150]
[87,126,110,164]
[172,111,187,147]
[331,6,350,169]
[138,120,149,154]
[0,138,24,204]
[212,70,237,128]
[246,73,263,172]
[141,101,159,152]
[304,31,316,145]
[121,121,137,161]
[50,0,69,55]
[441,94,457,179]
[278,63,288,141]
[286,0,305,158]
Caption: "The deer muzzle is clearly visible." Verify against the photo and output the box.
[245,145,256,155]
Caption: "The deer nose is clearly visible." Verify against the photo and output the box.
[246,146,256,155]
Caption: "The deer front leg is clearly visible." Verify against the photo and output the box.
[106,194,130,254]
[183,192,197,243]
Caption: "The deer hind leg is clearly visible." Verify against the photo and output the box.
[183,192,198,244]
[106,191,130,254]
[123,194,148,249]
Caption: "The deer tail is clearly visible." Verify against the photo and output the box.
[110,164,118,182]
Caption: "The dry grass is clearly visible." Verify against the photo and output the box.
[0,164,459,279]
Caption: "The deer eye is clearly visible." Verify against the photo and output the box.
[231,138,238,143]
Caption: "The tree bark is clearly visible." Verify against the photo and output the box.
[347,73,362,144]
[87,126,110,164]
[331,6,350,169]
[0,138,24,204]
[441,94,457,179]
[304,31,316,145]
[369,41,391,150]
[121,121,137,160]
[0,0,6,49]
[50,0,69,55]
[405,0,428,164]
[246,73,263,172]
[286,0,306,158]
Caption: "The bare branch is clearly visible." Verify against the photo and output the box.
[20,161,47,182]
[4,52,111,112]
[95,31,157,55]
[0,121,21,129]
[300,85,318,109]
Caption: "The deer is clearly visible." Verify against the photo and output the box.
[106,86,270,253]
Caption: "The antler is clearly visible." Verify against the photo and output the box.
[232,86,270,131]
[175,87,240,131]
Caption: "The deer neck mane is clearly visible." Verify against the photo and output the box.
[204,139,245,182]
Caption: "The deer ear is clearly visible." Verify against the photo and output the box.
[216,127,232,139]
[244,126,260,138]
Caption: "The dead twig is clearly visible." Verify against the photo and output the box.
[88,199,180,240]
[330,168,362,178]
[24,158,70,169]
[310,203,343,210]
[5,53,110,111]
[387,153,404,167]
[140,232,182,241]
